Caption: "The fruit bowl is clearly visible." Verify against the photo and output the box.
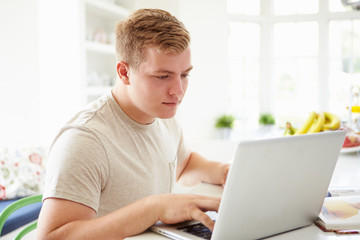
[341,128,360,153]
[341,145,360,153]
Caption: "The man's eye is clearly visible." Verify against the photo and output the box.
[181,73,190,78]
[157,75,168,80]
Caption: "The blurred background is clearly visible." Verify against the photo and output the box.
[1,0,360,147]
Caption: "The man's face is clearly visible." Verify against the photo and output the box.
[124,47,192,124]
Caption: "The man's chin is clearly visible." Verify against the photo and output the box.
[157,110,178,119]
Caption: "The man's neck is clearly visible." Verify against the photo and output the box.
[111,83,155,125]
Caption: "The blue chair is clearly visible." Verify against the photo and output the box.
[0,195,42,239]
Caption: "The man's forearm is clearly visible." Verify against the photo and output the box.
[38,196,159,240]
[177,152,229,186]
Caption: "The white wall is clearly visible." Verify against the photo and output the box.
[38,0,84,145]
[0,0,41,146]
[1,0,86,147]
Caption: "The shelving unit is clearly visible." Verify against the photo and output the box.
[85,41,115,54]
[82,0,131,103]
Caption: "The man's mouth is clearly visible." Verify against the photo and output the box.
[162,100,181,107]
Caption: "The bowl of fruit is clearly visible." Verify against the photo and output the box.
[341,127,360,153]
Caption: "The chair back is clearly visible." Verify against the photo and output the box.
[0,195,42,240]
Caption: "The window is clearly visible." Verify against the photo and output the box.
[227,0,360,129]
[228,22,260,129]
[329,20,360,116]
[227,0,260,15]
[273,22,319,119]
[329,0,355,12]
[273,0,318,15]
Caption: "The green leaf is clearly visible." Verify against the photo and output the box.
[259,113,275,125]
[215,115,235,129]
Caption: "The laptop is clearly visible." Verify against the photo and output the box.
[150,130,346,240]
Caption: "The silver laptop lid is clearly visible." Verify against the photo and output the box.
[212,130,345,240]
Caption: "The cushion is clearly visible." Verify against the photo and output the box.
[0,198,42,236]
[0,146,47,200]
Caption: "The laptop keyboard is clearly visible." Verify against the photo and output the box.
[177,221,214,240]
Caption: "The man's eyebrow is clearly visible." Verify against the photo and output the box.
[154,66,193,74]
[184,66,193,73]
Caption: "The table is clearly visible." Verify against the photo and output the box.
[127,143,360,240]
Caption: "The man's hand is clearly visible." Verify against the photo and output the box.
[154,194,220,231]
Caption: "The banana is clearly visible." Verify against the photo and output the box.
[284,122,297,136]
[294,111,317,135]
[307,112,325,133]
[322,112,341,130]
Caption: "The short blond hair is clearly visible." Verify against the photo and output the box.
[115,9,190,70]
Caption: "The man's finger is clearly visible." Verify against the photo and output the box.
[195,198,220,212]
[190,208,215,231]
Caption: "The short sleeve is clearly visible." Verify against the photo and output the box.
[42,127,109,213]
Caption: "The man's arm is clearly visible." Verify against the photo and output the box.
[176,152,230,186]
[37,193,220,240]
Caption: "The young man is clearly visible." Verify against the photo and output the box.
[37,9,229,239]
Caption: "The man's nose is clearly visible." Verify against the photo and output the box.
[169,77,184,96]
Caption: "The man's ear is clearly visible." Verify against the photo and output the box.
[117,61,130,85]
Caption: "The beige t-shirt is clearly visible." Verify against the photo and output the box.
[43,92,191,216]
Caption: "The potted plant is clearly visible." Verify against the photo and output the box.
[259,113,275,126]
[258,113,276,134]
[215,114,235,139]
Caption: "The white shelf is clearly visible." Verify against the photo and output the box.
[85,0,130,19]
[82,0,131,104]
[85,41,115,54]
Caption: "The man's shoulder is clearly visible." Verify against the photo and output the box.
[53,94,119,142]
[67,94,118,128]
